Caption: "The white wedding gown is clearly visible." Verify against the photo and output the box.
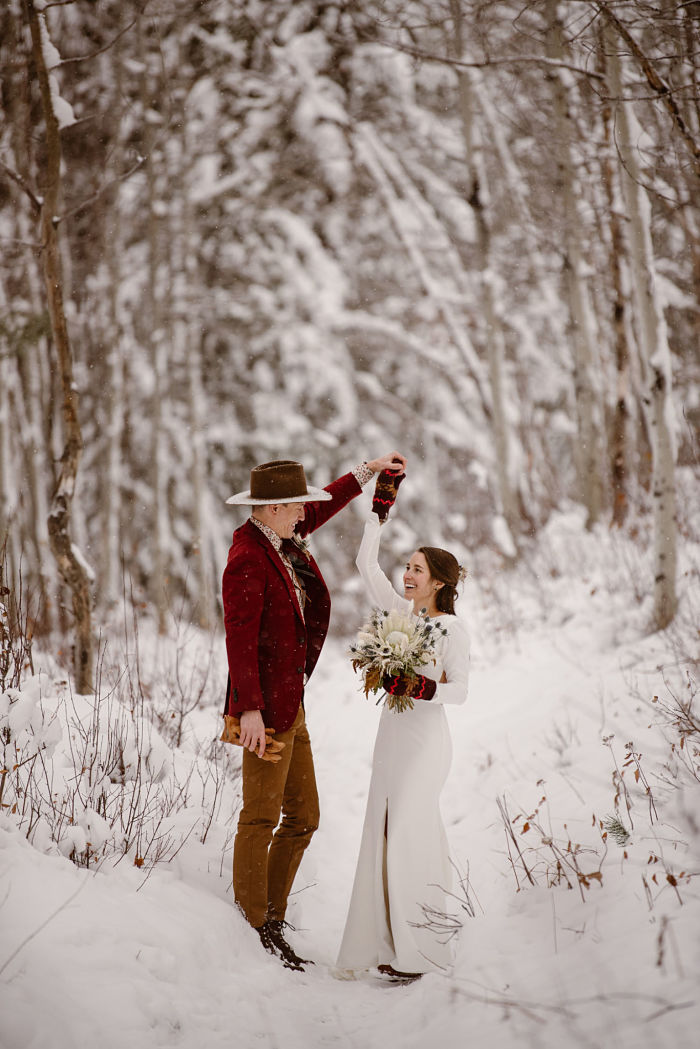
[337,517,470,975]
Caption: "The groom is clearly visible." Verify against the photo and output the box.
[222,452,406,970]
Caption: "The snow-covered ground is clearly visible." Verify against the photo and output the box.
[1,508,698,1049]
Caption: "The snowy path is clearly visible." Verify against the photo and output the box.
[1,605,698,1049]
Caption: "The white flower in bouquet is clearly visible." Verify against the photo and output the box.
[348,607,447,712]
[385,630,409,654]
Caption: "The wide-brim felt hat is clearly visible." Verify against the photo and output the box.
[226,460,333,505]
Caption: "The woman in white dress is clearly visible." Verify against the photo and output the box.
[337,482,470,982]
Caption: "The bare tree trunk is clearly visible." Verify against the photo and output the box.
[449,0,521,554]
[546,0,603,528]
[185,338,214,629]
[148,215,169,636]
[15,326,56,627]
[660,0,700,365]
[607,224,630,529]
[606,29,678,629]
[0,329,19,581]
[2,8,55,630]
[138,18,169,634]
[27,1,93,690]
[102,250,125,612]
[679,207,700,361]
[101,40,126,613]
[599,34,631,527]
[0,271,53,627]
[170,114,214,629]
[89,34,127,615]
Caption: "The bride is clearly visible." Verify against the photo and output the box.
[337,468,470,982]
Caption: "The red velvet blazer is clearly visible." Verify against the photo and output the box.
[222,471,362,732]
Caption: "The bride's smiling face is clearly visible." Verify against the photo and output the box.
[403,551,437,612]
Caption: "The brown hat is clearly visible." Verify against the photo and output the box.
[225,460,332,505]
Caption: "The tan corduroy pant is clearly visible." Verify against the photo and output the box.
[233,705,319,929]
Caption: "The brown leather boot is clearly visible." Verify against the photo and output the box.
[257,920,310,971]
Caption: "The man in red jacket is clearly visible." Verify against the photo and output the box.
[223,453,406,970]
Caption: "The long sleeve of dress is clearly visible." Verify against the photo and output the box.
[356,517,470,706]
[355,517,412,613]
[431,617,470,706]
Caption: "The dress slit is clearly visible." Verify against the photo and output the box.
[382,805,392,945]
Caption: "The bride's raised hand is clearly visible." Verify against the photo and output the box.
[372,469,405,521]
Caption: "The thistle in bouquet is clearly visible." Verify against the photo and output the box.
[349,607,447,712]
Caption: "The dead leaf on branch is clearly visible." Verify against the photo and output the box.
[578,871,603,886]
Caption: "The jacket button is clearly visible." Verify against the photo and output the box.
[296,666,304,673]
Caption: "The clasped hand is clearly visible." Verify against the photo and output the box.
[382,671,437,702]
[366,451,407,475]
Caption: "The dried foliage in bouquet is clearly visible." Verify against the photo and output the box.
[349,608,446,712]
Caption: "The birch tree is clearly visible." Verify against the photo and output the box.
[605,26,678,628]
[545,0,603,528]
[170,103,215,630]
[0,301,19,587]
[137,15,170,634]
[448,0,522,553]
[599,32,631,527]
[26,0,94,690]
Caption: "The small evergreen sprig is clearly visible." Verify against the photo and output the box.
[603,814,631,846]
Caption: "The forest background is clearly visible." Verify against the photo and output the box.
[1,0,699,689]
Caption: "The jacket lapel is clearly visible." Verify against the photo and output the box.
[244,520,305,622]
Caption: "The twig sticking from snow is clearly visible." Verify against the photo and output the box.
[0,875,90,978]
[497,794,537,887]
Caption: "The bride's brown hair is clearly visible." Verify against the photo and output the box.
[418,546,463,615]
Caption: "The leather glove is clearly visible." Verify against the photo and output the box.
[381,671,436,701]
[220,715,286,762]
[372,468,405,521]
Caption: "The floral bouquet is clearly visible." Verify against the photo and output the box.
[349,607,447,712]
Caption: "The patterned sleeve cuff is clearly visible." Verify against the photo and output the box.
[352,463,375,487]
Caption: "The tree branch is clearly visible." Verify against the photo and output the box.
[0,160,42,214]
[596,1,700,179]
[57,14,141,66]
[338,32,606,82]
[0,237,43,250]
[56,154,147,225]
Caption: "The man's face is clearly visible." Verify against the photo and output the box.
[269,502,306,539]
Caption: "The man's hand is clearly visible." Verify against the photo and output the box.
[366,451,407,475]
[239,709,268,757]
[220,714,284,761]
